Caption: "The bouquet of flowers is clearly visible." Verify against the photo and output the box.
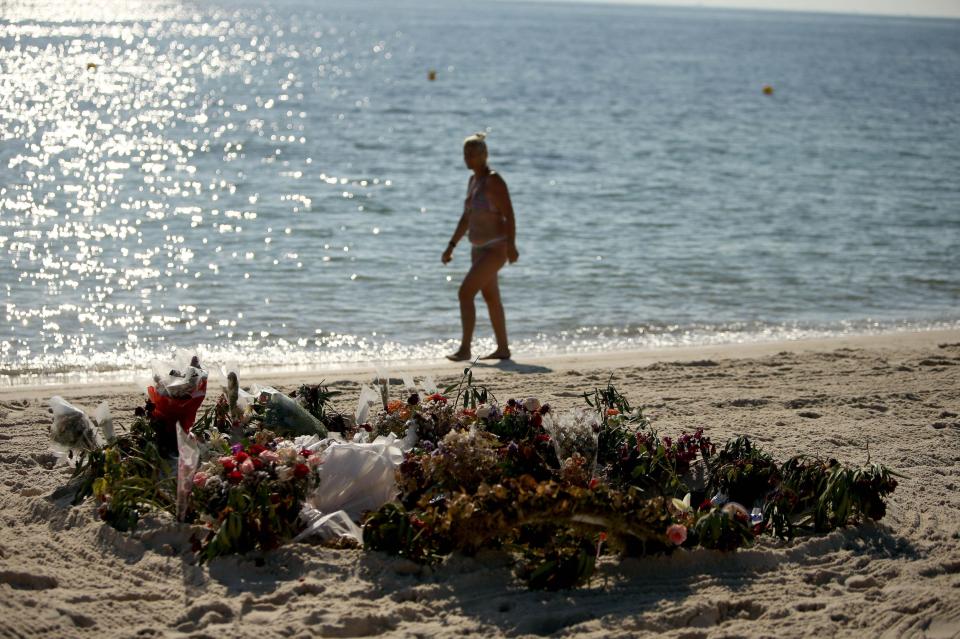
[191,439,321,559]
[51,366,900,591]
[146,353,208,453]
[49,396,106,456]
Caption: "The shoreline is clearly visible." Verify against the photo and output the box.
[3,326,957,401]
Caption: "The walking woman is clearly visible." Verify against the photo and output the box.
[442,133,518,361]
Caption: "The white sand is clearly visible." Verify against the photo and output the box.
[1,329,959,638]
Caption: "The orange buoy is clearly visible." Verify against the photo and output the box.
[762,85,774,95]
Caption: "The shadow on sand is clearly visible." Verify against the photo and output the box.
[472,359,553,375]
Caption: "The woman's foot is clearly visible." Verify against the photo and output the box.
[480,348,511,360]
[445,349,471,362]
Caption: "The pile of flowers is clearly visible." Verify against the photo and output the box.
[56,361,899,590]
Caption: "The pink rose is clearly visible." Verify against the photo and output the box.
[666,523,687,546]
[193,471,208,488]
[259,450,280,464]
[240,458,256,475]
[307,454,323,469]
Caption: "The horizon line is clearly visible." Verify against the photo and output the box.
[494,0,960,20]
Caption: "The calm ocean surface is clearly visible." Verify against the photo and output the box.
[2,0,959,384]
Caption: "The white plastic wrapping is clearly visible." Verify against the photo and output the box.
[421,375,438,395]
[49,396,101,455]
[307,438,404,520]
[543,407,600,472]
[293,507,363,544]
[176,426,200,521]
[148,350,208,399]
[94,401,115,444]
[354,385,380,426]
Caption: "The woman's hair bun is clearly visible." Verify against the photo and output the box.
[463,132,487,148]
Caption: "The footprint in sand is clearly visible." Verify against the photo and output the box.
[0,570,59,590]
[175,601,235,632]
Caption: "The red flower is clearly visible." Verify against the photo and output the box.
[220,458,236,471]
[299,448,313,458]
[227,470,243,483]
[249,444,268,456]
[589,478,600,490]
[293,463,310,479]
[251,457,264,470]
[234,451,249,463]
[531,414,543,428]
[427,393,447,404]
[535,434,551,443]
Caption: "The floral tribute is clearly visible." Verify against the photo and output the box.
[58,363,899,590]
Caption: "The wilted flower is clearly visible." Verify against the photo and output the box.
[523,397,541,412]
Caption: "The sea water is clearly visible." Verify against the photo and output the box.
[2,0,959,384]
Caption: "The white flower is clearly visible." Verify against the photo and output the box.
[476,404,492,419]
[277,446,298,464]
[276,466,294,482]
[523,397,541,412]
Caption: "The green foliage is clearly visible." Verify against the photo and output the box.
[607,428,713,498]
[690,505,756,551]
[518,531,596,590]
[198,475,310,561]
[72,416,176,532]
[706,436,780,507]
[443,366,494,411]
[584,382,648,464]
[293,382,341,424]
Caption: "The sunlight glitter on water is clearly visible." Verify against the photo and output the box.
[1,5,405,374]
[3,1,959,381]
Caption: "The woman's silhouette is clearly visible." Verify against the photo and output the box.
[442,133,518,361]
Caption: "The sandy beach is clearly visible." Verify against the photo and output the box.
[1,329,959,638]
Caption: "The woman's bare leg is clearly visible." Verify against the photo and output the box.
[448,247,507,360]
[480,277,510,358]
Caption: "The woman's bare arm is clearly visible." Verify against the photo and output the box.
[488,174,519,263]
[442,210,469,264]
